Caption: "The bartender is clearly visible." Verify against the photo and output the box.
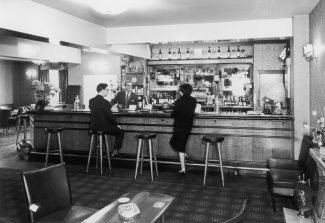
[111,81,138,109]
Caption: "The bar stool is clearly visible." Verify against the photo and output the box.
[15,115,30,145]
[134,132,158,181]
[44,127,64,167]
[86,130,111,175]
[202,135,225,187]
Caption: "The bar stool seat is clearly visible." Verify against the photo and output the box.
[89,130,105,135]
[135,132,158,181]
[202,135,224,144]
[44,127,64,167]
[19,114,30,120]
[44,127,64,134]
[136,133,156,139]
[202,134,225,187]
[86,130,111,175]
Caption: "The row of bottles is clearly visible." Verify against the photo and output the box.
[220,95,251,106]
[159,48,190,60]
[122,85,144,95]
[150,91,177,104]
[205,94,251,107]
[157,46,245,60]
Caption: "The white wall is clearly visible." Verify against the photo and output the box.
[107,44,151,59]
[0,36,81,63]
[106,18,293,44]
[68,51,121,104]
[0,0,106,47]
[0,60,13,105]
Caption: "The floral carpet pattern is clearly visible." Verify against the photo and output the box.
[0,166,294,223]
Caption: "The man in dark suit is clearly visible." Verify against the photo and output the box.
[89,83,124,156]
[111,81,138,109]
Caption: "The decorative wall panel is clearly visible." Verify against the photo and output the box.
[310,0,325,127]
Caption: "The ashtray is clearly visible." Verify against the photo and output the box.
[118,197,130,203]
[118,203,140,221]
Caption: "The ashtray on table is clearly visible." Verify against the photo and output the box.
[118,203,140,221]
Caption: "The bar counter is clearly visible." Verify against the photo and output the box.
[29,110,294,169]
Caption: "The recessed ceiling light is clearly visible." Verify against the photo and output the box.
[89,0,130,15]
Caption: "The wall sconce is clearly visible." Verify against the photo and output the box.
[303,44,314,61]
[26,69,37,79]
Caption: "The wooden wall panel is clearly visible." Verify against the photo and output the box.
[30,112,294,168]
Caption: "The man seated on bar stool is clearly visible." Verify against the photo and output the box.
[111,81,138,110]
[89,83,124,157]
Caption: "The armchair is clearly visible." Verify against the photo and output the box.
[268,135,316,211]
[268,135,313,170]
[21,163,97,223]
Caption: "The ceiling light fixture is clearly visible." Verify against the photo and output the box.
[89,0,129,15]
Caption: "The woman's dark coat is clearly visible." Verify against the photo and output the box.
[169,95,197,153]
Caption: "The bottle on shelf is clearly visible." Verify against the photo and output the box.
[158,49,162,60]
[227,46,231,58]
[186,48,190,59]
[176,69,180,81]
[242,97,247,106]
[156,92,160,104]
[207,46,211,58]
[236,45,241,58]
[216,46,221,58]
[177,48,181,59]
[74,95,80,111]
[168,48,172,60]
[214,94,219,113]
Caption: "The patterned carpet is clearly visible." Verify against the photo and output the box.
[0,165,295,223]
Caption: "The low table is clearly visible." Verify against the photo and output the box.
[82,191,174,223]
[283,208,312,223]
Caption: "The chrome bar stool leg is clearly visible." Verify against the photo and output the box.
[217,142,225,187]
[95,137,99,169]
[57,132,63,163]
[99,135,103,175]
[148,138,154,181]
[45,133,51,167]
[203,142,210,186]
[86,135,94,172]
[151,139,159,176]
[23,119,27,140]
[135,138,142,179]
[104,135,111,171]
[15,118,21,145]
[140,140,144,175]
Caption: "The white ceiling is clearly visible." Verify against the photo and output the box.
[31,0,319,28]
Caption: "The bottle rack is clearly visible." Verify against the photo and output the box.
[147,57,254,112]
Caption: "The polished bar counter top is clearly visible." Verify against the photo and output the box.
[29,109,294,170]
[29,109,293,120]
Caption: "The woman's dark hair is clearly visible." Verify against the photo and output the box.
[179,83,193,96]
[96,83,108,92]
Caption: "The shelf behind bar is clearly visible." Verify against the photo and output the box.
[148,57,253,65]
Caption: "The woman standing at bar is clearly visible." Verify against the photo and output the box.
[170,83,197,174]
